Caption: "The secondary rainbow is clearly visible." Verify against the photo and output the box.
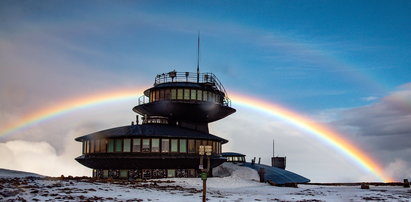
[0,89,393,182]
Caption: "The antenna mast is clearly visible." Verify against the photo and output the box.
[197,32,200,83]
[273,139,275,157]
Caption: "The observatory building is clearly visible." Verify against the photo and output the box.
[75,71,236,179]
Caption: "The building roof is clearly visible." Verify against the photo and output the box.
[75,124,228,143]
[242,162,310,185]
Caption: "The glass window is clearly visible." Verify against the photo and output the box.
[155,90,159,101]
[213,141,217,154]
[208,93,214,102]
[203,91,208,101]
[215,94,221,103]
[228,157,232,162]
[188,139,195,153]
[171,139,178,152]
[120,170,128,178]
[217,142,221,154]
[179,139,187,153]
[184,89,190,100]
[167,169,176,178]
[123,139,131,152]
[177,89,183,99]
[132,138,141,152]
[197,90,202,101]
[103,170,109,178]
[108,139,114,152]
[195,140,201,153]
[161,139,169,153]
[115,139,122,152]
[95,139,100,152]
[100,139,107,152]
[152,138,160,152]
[142,138,150,152]
[150,91,154,102]
[190,89,196,100]
[82,141,86,154]
[164,89,171,100]
[171,89,177,100]
[159,89,164,100]
[90,140,95,153]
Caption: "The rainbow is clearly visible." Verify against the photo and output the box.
[0,89,393,182]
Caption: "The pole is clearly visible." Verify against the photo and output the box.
[197,32,200,83]
[202,178,206,202]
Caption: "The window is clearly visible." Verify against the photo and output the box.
[108,139,114,152]
[142,138,150,152]
[167,169,176,178]
[120,170,128,178]
[103,170,109,178]
[228,157,233,162]
[171,139,178,152]
[100,139,107,152]
[132,138,141,152]
[217,142,221,154]
[215,94,221,103]
[164,89,171,100]
[123,139,131,152]
[150,91,154,102]
[213,141,217,154]
[179,139,187,153]
[197,90,202,100]
[171,89,177,100]
[161,139,169,153]
[188,139,195,153]
[190,89,196,100]
[95,139,100,153]
[184,89,190,100]
[159,89,164,100]
[82,141,86,154]
[155,90,159,101]
[209,93,214,102]
[90,140,95,153]
[203,91,208,101]
[195,140,201,153]
[115,139,122,152]
[151,138,160,152]
[177,89,183,99]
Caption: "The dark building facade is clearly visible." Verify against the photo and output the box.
[75,71,236,179]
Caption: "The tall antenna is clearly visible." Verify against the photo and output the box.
[197,32,200,83]
[273,139,275,157]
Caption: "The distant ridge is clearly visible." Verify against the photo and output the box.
[0,168,42,178]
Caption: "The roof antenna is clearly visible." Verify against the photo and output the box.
[273,139,275,157]
[197,32,200,83]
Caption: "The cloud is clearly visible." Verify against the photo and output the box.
[339,83,411,140]
[0,131,89,177]
[362,96,378,102]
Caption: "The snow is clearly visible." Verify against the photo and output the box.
[1,167,410,201]
[0,168,42,178]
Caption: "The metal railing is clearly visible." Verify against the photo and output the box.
[153,71,231,107]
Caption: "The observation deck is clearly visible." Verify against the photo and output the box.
[133,71,236,124]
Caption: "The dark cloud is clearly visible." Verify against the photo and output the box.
[339,83,411,140]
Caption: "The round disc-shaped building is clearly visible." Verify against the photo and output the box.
[75,71,236,179]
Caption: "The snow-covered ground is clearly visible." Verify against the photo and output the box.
[1,165,410,201]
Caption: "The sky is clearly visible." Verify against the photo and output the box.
[0,0,410,182]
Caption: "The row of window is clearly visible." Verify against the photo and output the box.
[93,168,197,179]
[150,88,223,103]
[226,156,246,162]
[83,138,222,155]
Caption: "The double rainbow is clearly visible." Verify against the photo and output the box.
[0,89,393,182]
